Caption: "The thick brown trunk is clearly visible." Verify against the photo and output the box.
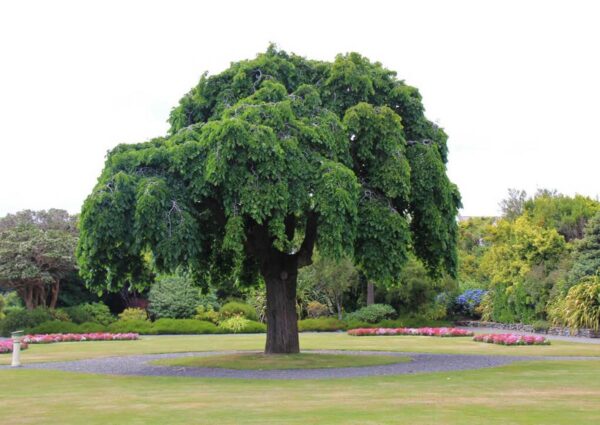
[367,281,375,306]
[49,280,60,309]
[263,255,300,354]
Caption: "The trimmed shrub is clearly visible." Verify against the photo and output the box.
[65,303,114,325]
[219,302,258,321]
[152,319,217,335]
[0,308,55,336]
[298,317,347,332]
[27,320,80,334]
[118,308,148,321]
[148,275,200,319]
[306,301,329,318]
[346,304,397,324]
[77,322,107,333]
[108,319,156,335]
[239,320,266,333]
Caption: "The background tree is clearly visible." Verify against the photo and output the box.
[568,212,600,285]
[500,189,527,221]
[0,210,78,309]
[77,47,460,353]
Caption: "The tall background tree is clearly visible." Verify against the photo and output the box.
[0,210,78,309]
[77,46,460,353]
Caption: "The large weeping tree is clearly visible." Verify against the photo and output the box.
[77,46,460,353]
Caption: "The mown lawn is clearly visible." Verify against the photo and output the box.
[1,332,599,365]
[1,360,600,424]
[1,333,600,424]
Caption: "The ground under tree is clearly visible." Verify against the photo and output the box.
[77,46,460,353]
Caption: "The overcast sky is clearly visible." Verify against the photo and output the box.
[1,0,598,217]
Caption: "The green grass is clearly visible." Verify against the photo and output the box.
[1,360,600,424]
[2,332,599,365]
[152,352,410,370]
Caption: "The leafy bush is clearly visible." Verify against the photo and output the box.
[239,320,266,333]
[118,308,148,321]
[559,277,600,331]
[453,289,487,317]
[0,294,5,320]
[26,320,80,334]
[0,308,55,336]
[218,315,249,333]
[65,303,114,325]
[107,319,156,335]
[298,317,347,332]
[152,318,217,335]
[219,302,258,321]
[306,301,329,318]
[345,304,396,324]
[195,305,220,324]
[148,275,200,319]
[77,322,107,333]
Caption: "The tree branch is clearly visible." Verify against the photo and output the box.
[297,212,318,267]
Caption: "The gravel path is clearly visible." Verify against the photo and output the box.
[3,350,597,380]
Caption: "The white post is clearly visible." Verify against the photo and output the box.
[11,331,23,367]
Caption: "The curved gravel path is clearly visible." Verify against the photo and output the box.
[3,350,597,380]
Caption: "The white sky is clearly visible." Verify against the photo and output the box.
[1,0,599,217]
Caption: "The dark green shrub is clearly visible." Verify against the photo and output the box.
[346,304,397,324]
[107,319,156,335]
[26,320,80,334]
[152,319,217,334]
[148,275,200,319]
[0,308,55,336]
[65,303,115,325]
[532,320,550,332]
[298,318,347,332]
[219,302,258,321]
[77,322,107,333]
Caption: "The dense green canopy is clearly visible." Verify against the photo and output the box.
[79,46,459,288]
[78,47,460,352]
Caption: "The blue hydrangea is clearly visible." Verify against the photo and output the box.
[454,289,487,316]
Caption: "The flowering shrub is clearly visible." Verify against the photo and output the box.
[454,289,487,317]
[0,339,29,353]
[347,327,473,337]
[473,333,550,345]
[21,333,139,344]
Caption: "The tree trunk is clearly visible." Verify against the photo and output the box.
[49,280,60,309]
[367,281,375,306]
[263,255,300,354]
[336,298,343,320]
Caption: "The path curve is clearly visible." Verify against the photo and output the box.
[3,350,597,380]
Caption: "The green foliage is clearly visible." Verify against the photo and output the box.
[346,303,396,323]
[0,209,78,309]
[532,320,550,332]
[523,190,600,242]
[148,275,200,319]
[0,307,57,336]
[26,320,80,334]
[568,212,600,286]
[0,294,5,320]
[218,315,249,333]
[557,276,600,331]
[195,305,220,324]
[306,301,329,318]
[298,317,347,332]
[118,308,148,321]
[152,318,217,334]
[78,46,460,300]
[65,303,115,325]
[107,319,156,334]
[77,322,107,333]
[219,301,258,321]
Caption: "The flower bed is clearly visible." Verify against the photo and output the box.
[22,333,139,344]
[473,333,550,345]
[348,327,473,337]
[0,340,29,353]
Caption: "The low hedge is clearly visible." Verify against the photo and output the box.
[298,318,347,332]
[152,319,217,335]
